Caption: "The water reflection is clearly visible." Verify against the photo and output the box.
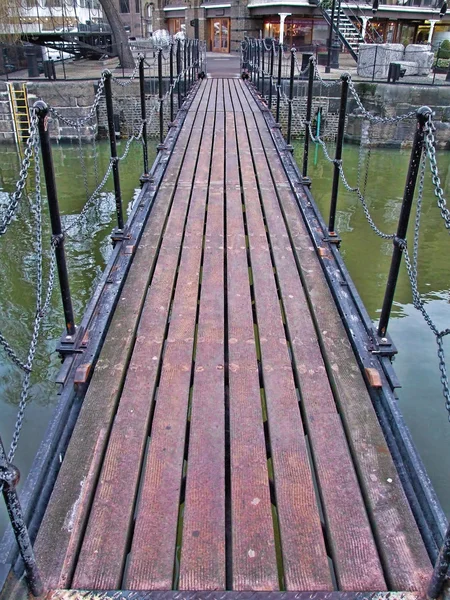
[0,139,156,536]
[294,141,450,516]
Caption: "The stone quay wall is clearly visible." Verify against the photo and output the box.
[0,79,449,148]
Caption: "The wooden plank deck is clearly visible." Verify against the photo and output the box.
[34,78,432,597]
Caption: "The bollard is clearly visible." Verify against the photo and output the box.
[104,72,124,232]
[377,106,432,337]
[302,57,315,179]
[286,48,295,148]
[268,41,274,109]
[177,39,182,110]
[139,56,149,175]
[328,73,349,234]
[170,42,174,123]
[0,437,43,597]
[34,100,76,337]
[276,42,282,124]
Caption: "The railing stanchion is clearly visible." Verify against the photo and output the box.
[183,40,187,99]
[104,72,124,232]
[286,47,295,148]
[0,436,43,597]
[377,106,431,338]
[302,57,314,180]
[158,48,164,146]
[139,56,149,175]
[328,72,349,234]
[428,522,450,600]
[261,40,265,99]
[268,41,274,109]
[170,42,174,123]
[276,42,282,124]
[34,100,76,336]
[177,38,182,110]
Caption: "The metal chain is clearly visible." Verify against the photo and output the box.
[348,77,415,124]
[0,110,38,236]
[424,113,450,231]
[48,72,107,128]
[7,137,57,462]
[111,54,141,87]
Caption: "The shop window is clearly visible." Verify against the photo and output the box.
[120,0,130,13]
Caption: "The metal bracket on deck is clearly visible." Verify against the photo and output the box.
[302,176,312,187]
[369,332,398,359]
[56,326,85,359]
[323,231,342,246]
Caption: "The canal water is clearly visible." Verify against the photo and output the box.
[0,139,449,542]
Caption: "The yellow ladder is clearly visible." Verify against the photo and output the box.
[7,83,31,146]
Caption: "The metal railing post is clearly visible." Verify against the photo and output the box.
[0,437,43,597]
[158,48,164,146]
[377,106,431,338]
[428,522,450,599]
[170,42,174,123]
[276,42,282,124]
[104,72,124,232]
[34,100,76,336]
[302,57,315,179]
[286,47,295,148]
[268,41,274,109]
[261,40,265,99]
[139,56,148,175]
[183,40,187,99]
[328,72,349,234]
[177,39,182,110]
[256,41,260,92]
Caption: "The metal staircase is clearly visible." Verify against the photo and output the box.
[323,7,364,60]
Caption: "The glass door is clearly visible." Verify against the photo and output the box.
[210,18,229,53]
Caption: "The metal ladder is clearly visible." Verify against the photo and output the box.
[7,82,31,147]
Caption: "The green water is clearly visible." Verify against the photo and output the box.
[293,141,450,518]
[0,140,156,537]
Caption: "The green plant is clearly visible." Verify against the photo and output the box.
[433,57,450,69]
[437,39,450,60]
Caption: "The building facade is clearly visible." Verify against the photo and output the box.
[148,0,450,53]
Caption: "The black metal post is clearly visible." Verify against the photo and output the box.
[268,41,274,109]
[257,41,260,92]
[0,437,43,597]
[377,106,431,337]
[104,73,124,232]
[302,57,314,179]
[249,40,253,80]
[139,56,149,175]
[261,41,265,99]
[34,101,76,337]
[177,39,182,110]
[428,522,450,599]
[158,48,164,146]
[325,0,336,73]
[276,42,282,123]
[372,45,378,82]
[121,42,124,77]
[286,48,295,148]
[170,42,174,123]
[183,40,187,99]
[328,73,349,234]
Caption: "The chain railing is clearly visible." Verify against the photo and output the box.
[0,39,203,598]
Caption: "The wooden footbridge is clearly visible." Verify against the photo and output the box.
[1,70,448,600]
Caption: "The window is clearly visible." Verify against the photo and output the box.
[135,0,140,12]
[119,0,130,13]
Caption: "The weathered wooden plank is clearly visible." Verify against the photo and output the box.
[223,78,233,113]
[240,81,432,593]
[125,104,216,592]
[179,108,226,591]
[216,78,224,113]
[32,84,209,593]
[235,80,387,591]
[70,101,213,591]
[225,103,279,591]
[206,79,218,112]
[232,85,332,591]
